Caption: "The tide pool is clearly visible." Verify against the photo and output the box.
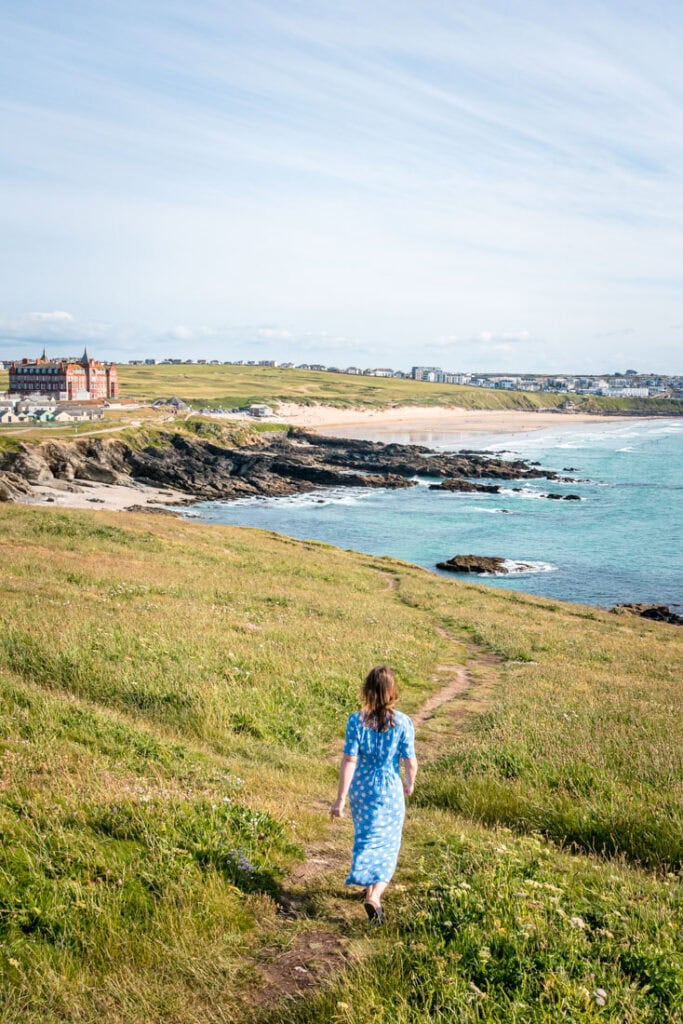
[181,419,683,609]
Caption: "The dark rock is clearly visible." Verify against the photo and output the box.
[563,466,579,472]
[436,555,510,575]
[547,492,581,500]
[611,603,683,626]
[429,479,501,493]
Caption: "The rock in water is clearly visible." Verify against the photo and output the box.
[611,603,683,626]
[429,479,501,493]
[437,555,511,575]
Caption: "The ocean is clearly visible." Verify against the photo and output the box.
[180,418,683,609]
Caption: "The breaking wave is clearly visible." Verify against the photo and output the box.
[492,560,558,576]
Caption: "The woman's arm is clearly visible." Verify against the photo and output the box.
[330,754,358,818]
[402,756,418,797]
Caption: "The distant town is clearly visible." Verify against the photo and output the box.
[2,350,683,429]
[122,358,682,399]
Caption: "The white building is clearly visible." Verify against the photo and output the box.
[599,387,649,398]
[412,366,445,383]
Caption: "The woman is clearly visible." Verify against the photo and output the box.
[330,665,418,924]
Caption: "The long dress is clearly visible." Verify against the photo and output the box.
[343,709,416,886]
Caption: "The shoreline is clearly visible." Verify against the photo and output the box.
[269,403,651,434]
[11,409,675,515]
[20,480,190,513]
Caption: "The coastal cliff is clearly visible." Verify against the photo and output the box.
[0,427,562,504]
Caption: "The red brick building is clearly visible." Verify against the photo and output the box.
[9,349,119,401]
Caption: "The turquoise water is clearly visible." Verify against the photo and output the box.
[182,419,683,609]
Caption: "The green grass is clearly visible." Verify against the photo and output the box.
[0,505,681,1021]
[269,820,682,1023]
[113,364,683,415]
[405,580,683,870]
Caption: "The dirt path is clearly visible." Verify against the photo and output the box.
[251,592,501,1008]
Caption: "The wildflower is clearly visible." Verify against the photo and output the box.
[8,958,20,969]
[569,916,587,930]
[512,891,529,898]
[478,947,492,963]
[593,989,607,1007]
[336,1003,350,1011]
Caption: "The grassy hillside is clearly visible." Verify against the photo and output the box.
[115,364,683,415]
[0,505,681,1022]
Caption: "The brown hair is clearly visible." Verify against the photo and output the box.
[361,665,398,732]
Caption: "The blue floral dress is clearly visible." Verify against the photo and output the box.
[343,709,416,886]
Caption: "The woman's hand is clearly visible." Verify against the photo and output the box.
[330,799,345,819]
[403,782,414,797]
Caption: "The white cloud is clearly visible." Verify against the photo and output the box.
[28,310,74,322]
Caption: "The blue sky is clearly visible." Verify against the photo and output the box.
[1,0,682,371]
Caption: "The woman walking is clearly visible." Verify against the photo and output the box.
[330,665,418,924]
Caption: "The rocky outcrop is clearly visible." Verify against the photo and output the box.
[546,493,582,500]
[295,431,560,481]
[435,555,531,575]
[612,604,683,626]
[429,479,501,493]
[0,429,564,505]
[0,471,33,502]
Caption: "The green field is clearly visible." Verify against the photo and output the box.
[115,364,683,415]
[0,504,681,1022]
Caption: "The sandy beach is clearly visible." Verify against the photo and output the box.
[271,402,642,434]
[21,479,189,513]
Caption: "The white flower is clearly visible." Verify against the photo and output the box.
[569,916,587,930]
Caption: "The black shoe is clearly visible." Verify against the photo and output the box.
[364,901,385,925]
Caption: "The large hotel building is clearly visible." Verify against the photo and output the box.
[9,349,119,401]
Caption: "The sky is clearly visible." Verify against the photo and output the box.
[1,0,683,373]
